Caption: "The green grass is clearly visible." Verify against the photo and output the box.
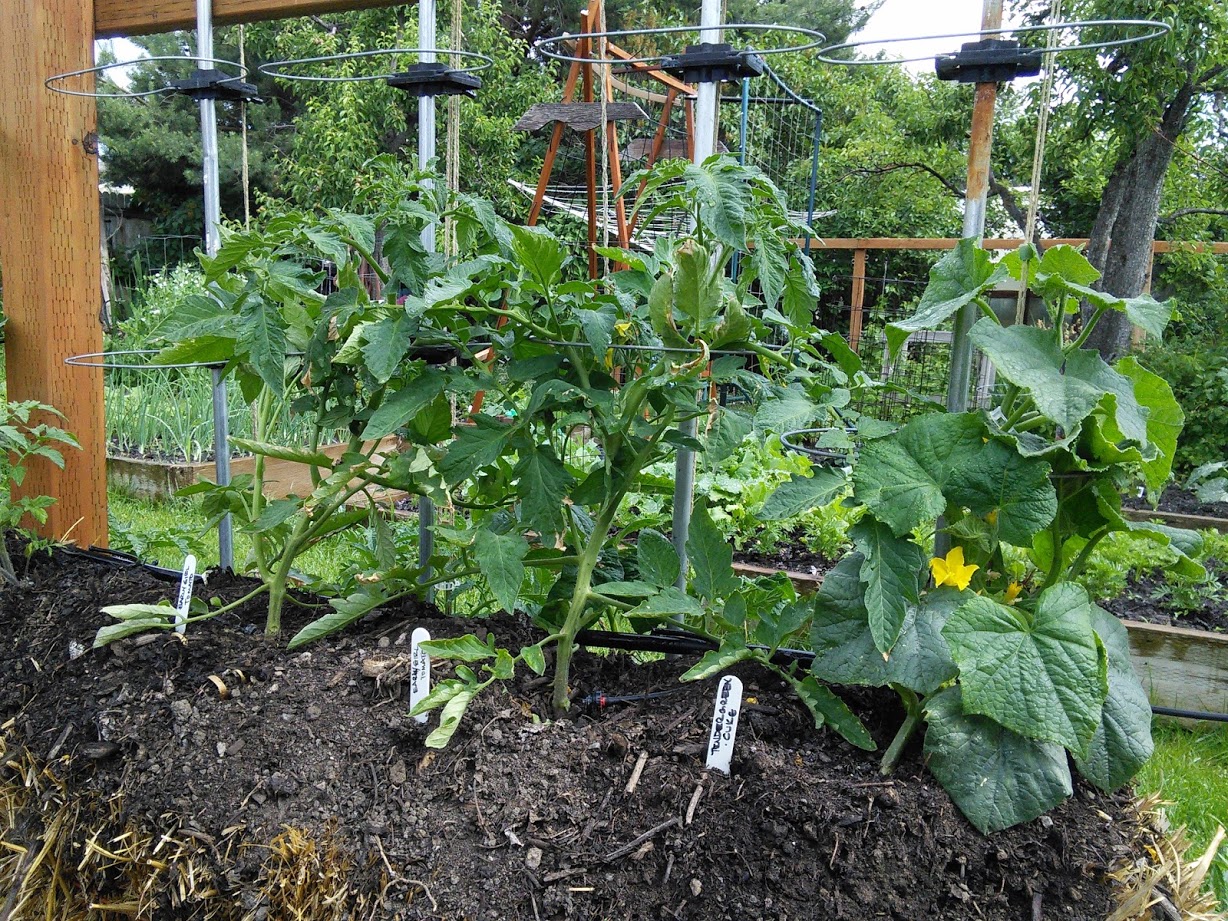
[107,490,368,585]
[1137,720,1228,907]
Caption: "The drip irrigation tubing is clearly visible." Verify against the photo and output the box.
[58,545,204,583]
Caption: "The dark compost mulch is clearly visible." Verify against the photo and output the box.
[0,540,1147,920]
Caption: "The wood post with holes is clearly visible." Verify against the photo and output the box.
[848,248,867,353]
[0,0,107,548]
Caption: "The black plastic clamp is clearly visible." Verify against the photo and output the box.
[934,39,1042,83]
[660,43,765,83]
[386,62,483,98]
[169,69,262,103]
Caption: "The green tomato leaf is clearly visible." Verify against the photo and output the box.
[853,413,986,537]
[362,374,448,440]
[849,518,924,653]
[673,240,722,333]
[425,685,478,749]
[758,467,847,521]
[473,529,528,615]
[942,583,1108,754]
[438,416,512,484]
[924,687,1072,834]
[509,225,566,290]
[361,314,413,384]
[93,617,172,647]
[287,589,385,650]
[637,528,680,589]
[514,444,574,537]
[100,602,178,622]
[705,406,753,464]
[1073,606,1154,791]
[520,643,547,677]
[754,390,823,435]
[593,580,658,598]
[793,675,875,751]
[781,257,823,330]
[681,641,756,681]
[419,634,498,662]
[626,587,705,620]
[238,294,288,391]
[686,501,739,602]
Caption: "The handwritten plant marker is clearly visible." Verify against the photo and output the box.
[175,554,196,635]
[705,675,743,775]
[410,627,431,724]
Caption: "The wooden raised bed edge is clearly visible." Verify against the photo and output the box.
[1122,506,1228,534]
[107,437,401,502]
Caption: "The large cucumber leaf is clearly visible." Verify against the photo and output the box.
[924,687,1072,834]
[943,583,1108,755]
[1074,606,1154,791]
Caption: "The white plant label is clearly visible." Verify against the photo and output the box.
[705,675,743,775]
[409,627,431,723]
[175,554,196,635]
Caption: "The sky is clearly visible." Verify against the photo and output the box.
[854,0,1020,71]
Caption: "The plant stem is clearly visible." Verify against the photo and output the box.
[1067,304,1109,353]
[550,511,612,713]
[881,687,922,775]
[1065,527,1111,583]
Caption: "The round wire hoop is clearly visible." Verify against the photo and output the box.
[534,23,826,66]
[260,48,494,83]
[46,56,249,98]
[780,427,860,466]
[64,349,228,371]
[814,19,1170,66]
[526,338,760,358]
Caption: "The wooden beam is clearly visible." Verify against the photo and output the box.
[0,0,108,547]
[96,0,407,38]
[798,237,1228,254]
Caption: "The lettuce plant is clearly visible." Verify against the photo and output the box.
[796,240,1189,832]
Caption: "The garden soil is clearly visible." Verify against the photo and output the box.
[1,543,1150,920]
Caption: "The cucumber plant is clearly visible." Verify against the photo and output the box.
[792,239,1186,832]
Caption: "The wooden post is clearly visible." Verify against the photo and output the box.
[0,0,107,548]
[849,248,867,353]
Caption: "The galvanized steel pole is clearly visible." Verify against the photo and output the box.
[198,0,234,570]
[418,0,437,596]
[671,0,722,588]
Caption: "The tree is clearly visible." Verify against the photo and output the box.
[1018,0,1228,358]
[97,31,288,237]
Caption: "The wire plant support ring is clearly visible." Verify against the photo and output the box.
[533,24,827,67]
[259,48,493,98]
[45,56,252,98]
[813,19,1171,67]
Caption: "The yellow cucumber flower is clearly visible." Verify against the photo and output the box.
[1004,581,1022,604]
[930,546,979,591]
